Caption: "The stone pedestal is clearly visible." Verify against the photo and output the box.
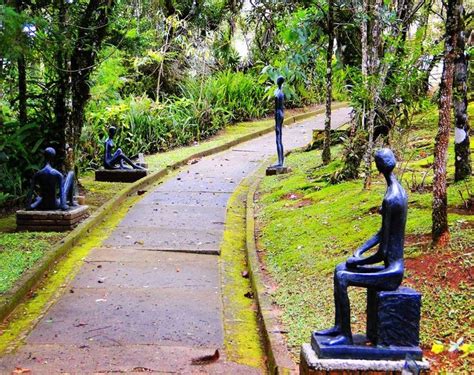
[266,165,291,176]
[95,168,147,182]
[16,205,89,232]
[300,343,429,375]
[311,333,423,361]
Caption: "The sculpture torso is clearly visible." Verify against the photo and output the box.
[32,165,63,209]
[104,137,115,169]
[275,88,285,125]
[379,177,407,276]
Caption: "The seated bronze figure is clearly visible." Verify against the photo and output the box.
[104,127,144,170]
[26,147,77,211]
[315,148,408,346]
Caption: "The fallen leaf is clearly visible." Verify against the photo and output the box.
[431,342,444,354]
[11,367,31,374]
[132,367,154,372]
[191,349,219,365]
[244,291,254,299]
[460,343,474,357]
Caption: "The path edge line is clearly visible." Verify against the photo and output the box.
[244,167,297,375]
[0,103,347,324]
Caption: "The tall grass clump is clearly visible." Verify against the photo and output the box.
[80,70,270,170]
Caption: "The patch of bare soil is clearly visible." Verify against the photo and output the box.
[281,192,314,209]
[405,251,473,291]
[281,192,303,200]
[422,348,472,374]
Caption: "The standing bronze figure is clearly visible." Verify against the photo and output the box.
[274,76,285,167]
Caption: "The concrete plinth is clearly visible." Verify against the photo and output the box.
[95,168,147,182]
[312,333,423,361]
[16,205,89,232]
[266,165,291,176]
[300,343,429,375]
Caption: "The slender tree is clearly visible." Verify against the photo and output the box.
[432,0,459,245]
[453,0,471,182]
[363,0,383,189]
[67,0,116,171]
[322,0,334,165]
[14,0,27,126]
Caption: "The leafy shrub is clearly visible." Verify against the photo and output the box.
[80,70,269,169]
[0,101,44,202]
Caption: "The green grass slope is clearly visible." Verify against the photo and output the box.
[255,105,473,372]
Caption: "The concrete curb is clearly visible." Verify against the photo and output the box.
[244,166,298,375]
[0,103,347,324]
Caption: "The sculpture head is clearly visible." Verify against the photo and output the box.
[374,148,396,175]
[108,126,117,138]
[44,147,56,163]
[276,76,284,88]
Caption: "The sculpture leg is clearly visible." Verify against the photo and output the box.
[119,154,144,170]
[276,124,284,166]
[328,271,353,345]
[114,149,126,169]
[63,171,77,206]
[315,262,345,337]
[326,267,403,346]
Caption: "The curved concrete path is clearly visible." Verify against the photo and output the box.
[0,108,351,373]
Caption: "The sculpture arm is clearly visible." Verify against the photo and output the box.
[353,230,381,257]
[25,174,37,210]
[347,204,391,268]
[58,174,68,210]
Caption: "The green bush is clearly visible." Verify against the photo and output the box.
[80,70,269,169]
[0,100,44,201]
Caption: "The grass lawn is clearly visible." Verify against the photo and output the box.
[255,103,473,372]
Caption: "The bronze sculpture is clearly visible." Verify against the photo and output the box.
[26,147,77,211]
[104,126,144,170]
[274,76,285,167]
[315,148,408,346]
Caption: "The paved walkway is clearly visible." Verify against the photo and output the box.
[0,108,351,373]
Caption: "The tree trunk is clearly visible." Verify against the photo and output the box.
[363,0,382,190]
[17,55,27,126]
[337,0,369,179]
[15,0,27,126]
[453,0,471,182]
[322,0,334,165]
[53,0,68,168]
[432,0,458,245]
[68,0,115,171]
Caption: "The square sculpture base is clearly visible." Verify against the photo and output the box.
[266,165,291,176]
[312,333,423,361]
[95,169,148,182]
[301,343,429,375]
[16,205,89,232]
